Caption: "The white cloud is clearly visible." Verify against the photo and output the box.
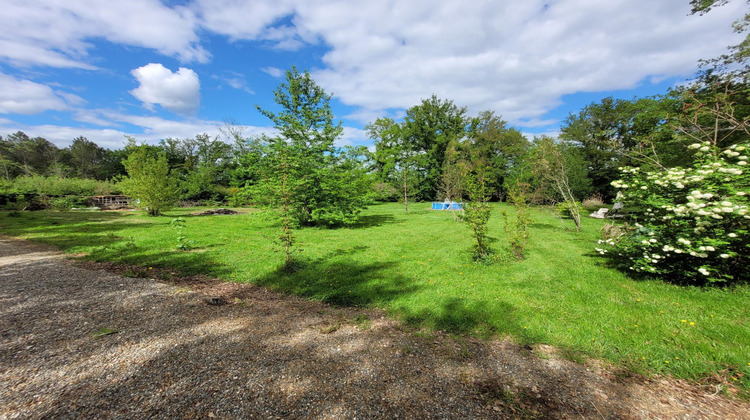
[130,63,201,115]
[193,0,302,47]
[212,72,254,94]
[261,67,284,78]
[0,0,207,68]
[336,127,369,148]
[0,73,71,114]
[286,0,744,126]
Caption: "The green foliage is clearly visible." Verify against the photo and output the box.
[254,67,370,227]
[598,141,749,285]
[559,96,676,199]
[501,183,532,259]
[531,137,583,230]
[49,196,90,211]
[170,217,193,251]
[160,133,235,201]
[461,173,493,261]
[466,110,530,200]
[401,95,468,201]
[0,175,118,196]
[120,146,180,216]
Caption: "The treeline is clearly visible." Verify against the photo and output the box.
[367,77,749,207]
[2,73,748,216]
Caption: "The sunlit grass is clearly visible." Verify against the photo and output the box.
[2,202,748,389]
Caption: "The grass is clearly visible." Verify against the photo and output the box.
[1,202,749,391]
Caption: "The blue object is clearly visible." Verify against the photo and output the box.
[432,202,463,210]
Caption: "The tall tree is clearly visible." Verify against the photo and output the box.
[68,136,105,179]
[401,95,468,201]
[466,110,529,200]
[255,67,369,226]
[367,117,418,211]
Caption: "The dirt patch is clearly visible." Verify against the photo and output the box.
[2,236,749,419]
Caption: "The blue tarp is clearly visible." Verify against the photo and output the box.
[431,202,464,210]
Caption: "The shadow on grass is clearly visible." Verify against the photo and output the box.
[350,213,397,229]
[400,298,517,338]
[253,252,419,308]
[0,211,231,278]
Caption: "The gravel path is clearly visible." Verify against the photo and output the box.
[1,236,748,419]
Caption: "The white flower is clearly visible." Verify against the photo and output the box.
[729,233,738,238]
[688,143,702,149]
[649,238,657,243]
[721,201,733,207]
[720,254,730,259]
[678,238,691,245]
[698,268,710,276]
[700,146,710,152]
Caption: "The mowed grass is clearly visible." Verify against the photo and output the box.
[1,202,749,389]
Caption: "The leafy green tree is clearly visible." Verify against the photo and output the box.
[461,169,493,261]
[367,117,419,211]
[559,96,677,199]
[402,95,468,201]
[68,136,106,179]
[120,146,179,216]
[466,111,529,200]
[5,131,61,177]
[255,67,369,226]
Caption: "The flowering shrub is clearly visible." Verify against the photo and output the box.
[597,141,749,285]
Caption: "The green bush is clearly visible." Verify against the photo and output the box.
[0,175,118,196]
[49,196,90,211]
[555,201,583,218]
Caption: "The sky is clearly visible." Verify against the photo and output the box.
[0,0,745,150]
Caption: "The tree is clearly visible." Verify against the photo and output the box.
[255,67,369,226]
[401,96,468,201]
[120,146,179,216]
[367,117,419,211]
[532,136,584,231]
[68,136,105,179]
[466,111,529,200]
[559,96,677,199]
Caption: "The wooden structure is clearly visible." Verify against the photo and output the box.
[90,195,133,210]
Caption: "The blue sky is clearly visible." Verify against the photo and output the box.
[0,0,745,150]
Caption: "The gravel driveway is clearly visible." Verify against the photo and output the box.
[1,236,748,419]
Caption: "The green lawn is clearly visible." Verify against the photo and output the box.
[1,202,749,390]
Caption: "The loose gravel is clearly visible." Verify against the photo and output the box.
[1,236,748,419]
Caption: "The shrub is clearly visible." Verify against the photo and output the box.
[50,196,90,211]
[582,194,605,211]
[597,141,749,285]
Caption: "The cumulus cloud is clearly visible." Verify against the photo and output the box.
[0,0,207,68]
[130,63,201,115]
[0,73,72,114]
[291,0,745,126]
[192,0,305,48]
